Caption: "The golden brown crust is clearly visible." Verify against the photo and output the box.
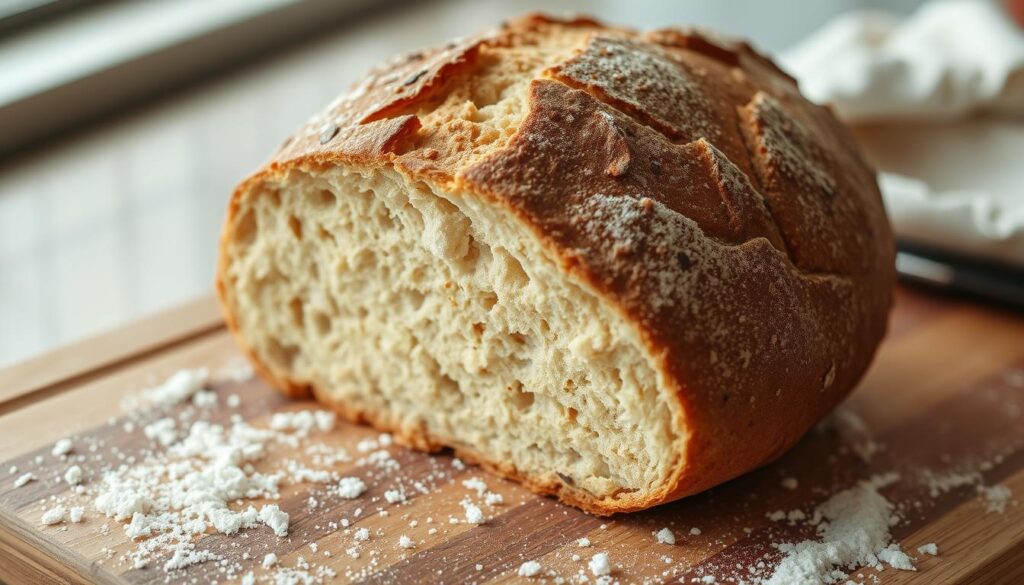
[216,14,895,515]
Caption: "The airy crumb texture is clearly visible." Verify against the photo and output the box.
[217,13,894,516]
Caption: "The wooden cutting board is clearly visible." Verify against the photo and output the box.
[1,286,1023,585]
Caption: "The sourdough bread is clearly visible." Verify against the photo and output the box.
[217,14,895,514]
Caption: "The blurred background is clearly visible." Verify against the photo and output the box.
[0,0,1020,368]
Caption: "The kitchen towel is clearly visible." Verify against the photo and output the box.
[781,0,1024,265]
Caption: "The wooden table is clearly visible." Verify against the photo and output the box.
[1,286,1022,584]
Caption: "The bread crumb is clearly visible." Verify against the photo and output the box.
[578,537,591,547]
[262,553,278,568]
[355,527,370,542]
[690,527,702,536]
[69,507,84,523]
[398,535,415,549]
[13,473,33,488]
[781,477,799,490]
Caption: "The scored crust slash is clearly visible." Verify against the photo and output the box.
[216,13,895,515]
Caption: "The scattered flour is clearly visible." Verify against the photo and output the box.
[765,474,914,585]
[143,368,209,407]
[917,543,939,556]
[269,410,336,436]
[462,500,484,524]
[589,552,611,576]
[337,477,367,499]
[518,560,542,577]
[64,465,83,485]
[51,438,74,457]
[41,506,66,525]
[259,504,289,537]
[981,485,1012,513]
[654,527,675,545]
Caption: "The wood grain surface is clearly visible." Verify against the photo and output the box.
[0,286,1022,584]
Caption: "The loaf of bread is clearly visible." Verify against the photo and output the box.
[217,14,895,515]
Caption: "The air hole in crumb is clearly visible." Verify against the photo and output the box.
[509,381,534,410]
[234,208,258,247]
[308,262,320,279]
[567,407,578,423]
[511,332,527,345]
[268,190,282,207]
[314,189,336,207]
[405,289,425,310]
[288,298,304,328]
[472,323,485,338]
[312,311,330,336]
[266,337,298,369]
[504,253,529,286]
[317,226,335,244]
[288,216,303,240]
[482,292,498,310]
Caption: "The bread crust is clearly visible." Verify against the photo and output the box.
[216,13,895,515]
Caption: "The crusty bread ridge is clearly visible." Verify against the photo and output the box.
[216,14,895,515]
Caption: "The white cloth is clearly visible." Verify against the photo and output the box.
[781,0,1024,265]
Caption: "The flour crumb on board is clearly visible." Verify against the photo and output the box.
[51,438,74,457]
[41,505,66,525]
[13,472,34,488]
[654,527,675,545]
[589,551,612,576]
[981,485,1013,513]
[337,476,367,499]
[765,474,914,585]
[141,368,209,407]
[64,465,82,485]
[518,560,542,577]
[917,542,939,556]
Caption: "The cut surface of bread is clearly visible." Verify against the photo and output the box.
[217,14,895,514]
[222,166,681,506]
